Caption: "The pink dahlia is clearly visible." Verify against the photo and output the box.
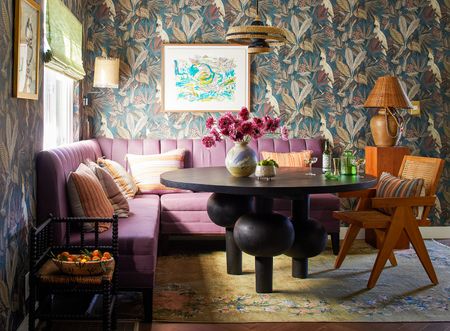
[240,121,254,135]
[205,116,215,129]
[201,135,216,148]
[238,106,250,121]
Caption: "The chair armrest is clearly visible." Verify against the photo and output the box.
[371,196,436,208]
[337,188,376,199]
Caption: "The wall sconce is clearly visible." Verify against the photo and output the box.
[83,56,120,106]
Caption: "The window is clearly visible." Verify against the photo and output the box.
[43,68,74,149]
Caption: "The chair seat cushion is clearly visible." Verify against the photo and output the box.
[333,210,391,228]
[70,195,160,256]
[161,192,212,211]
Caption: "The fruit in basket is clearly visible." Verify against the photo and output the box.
[52,249,114,276]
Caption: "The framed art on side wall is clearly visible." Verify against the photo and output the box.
[162,44,250,112]
[13,0,40,100]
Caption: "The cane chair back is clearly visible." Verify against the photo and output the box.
[398,156,444,223]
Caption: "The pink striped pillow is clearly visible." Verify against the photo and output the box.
[126,149,191,194]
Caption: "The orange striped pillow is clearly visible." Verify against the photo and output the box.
[67,164,114,232]
[260,150,313,167]
[126,149,188,194]
[97,158,138,199]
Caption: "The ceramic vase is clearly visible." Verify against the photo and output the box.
[225,142,257,177]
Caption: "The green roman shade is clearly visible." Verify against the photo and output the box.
[45,0,85,80]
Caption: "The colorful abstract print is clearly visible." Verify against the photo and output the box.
[174,56,236,103]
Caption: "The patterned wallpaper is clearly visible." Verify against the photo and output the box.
[84,0,449,224]
[0,1,84,329]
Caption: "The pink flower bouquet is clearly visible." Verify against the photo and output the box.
[202,107,289,148]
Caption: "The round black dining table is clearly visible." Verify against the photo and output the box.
[161,167,377,293]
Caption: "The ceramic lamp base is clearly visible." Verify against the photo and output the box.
[370,110,398,147]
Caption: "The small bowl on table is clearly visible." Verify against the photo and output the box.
[255,165,277,181]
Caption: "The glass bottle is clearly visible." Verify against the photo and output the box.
[340,150,356,175]
[322,140,331,173]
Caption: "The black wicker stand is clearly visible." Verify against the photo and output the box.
[29,215,119,331]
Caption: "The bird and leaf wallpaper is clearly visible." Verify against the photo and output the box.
[0,0,84,329]
[84,0,448,222]
[0,0,448,329]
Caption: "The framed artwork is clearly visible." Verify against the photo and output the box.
[13,0,40,100]
[162,44,250,112]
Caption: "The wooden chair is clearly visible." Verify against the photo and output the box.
[333,156,444,289]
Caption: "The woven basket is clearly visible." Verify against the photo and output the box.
[52,256,114,276]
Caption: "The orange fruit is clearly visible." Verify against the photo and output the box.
[103,252,112,259]
[92,250,101,257]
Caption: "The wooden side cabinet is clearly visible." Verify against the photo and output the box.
[364,146,410,249]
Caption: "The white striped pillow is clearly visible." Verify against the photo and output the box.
[126,149,188,194]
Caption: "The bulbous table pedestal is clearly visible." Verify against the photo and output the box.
[207,193,253,275]
[285,195,328,279]
[234,197,294,293]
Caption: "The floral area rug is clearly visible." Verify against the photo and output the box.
[153,240,450,322]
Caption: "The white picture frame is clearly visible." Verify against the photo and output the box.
[162,44,250,112]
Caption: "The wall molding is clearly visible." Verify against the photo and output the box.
[339,226,450,240]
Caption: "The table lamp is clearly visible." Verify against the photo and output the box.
[364,76,413,147]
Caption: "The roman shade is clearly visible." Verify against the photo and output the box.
[44,0,85,80]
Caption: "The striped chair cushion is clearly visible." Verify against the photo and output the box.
[375,172,424,216]
[97,158,138,199]
[126,149,189,194]
[67,164,114,232]
[261,150,313,167]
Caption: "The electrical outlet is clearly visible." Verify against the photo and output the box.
[25,272,29,300]
[409,101,421,116]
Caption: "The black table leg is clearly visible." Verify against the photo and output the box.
[285,194,327,279]
[226,227,242,275]
[234,196,294,293]
[256,256,273,293]
[207,193,253,275]
[292,257,308,279]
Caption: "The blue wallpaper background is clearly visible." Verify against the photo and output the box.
[84,0,449,223]
[0,0,84,329]
[0,0,448,329]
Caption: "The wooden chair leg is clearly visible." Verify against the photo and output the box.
[404,215,438,285]
[374,229,397,266]
[367,214,404,289]
[335,223,360,269]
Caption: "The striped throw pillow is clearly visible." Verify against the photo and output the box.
[375,172,424,216]
[97,158,138,199]
[67,164,114,232]
[126,149,188,194]
[260,150,313,167]
[85,161,129,218]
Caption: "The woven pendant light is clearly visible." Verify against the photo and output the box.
[226,0,288,54]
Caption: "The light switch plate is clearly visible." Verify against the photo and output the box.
[409,101,421,116]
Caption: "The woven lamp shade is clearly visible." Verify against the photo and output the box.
[364,76,413,109]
